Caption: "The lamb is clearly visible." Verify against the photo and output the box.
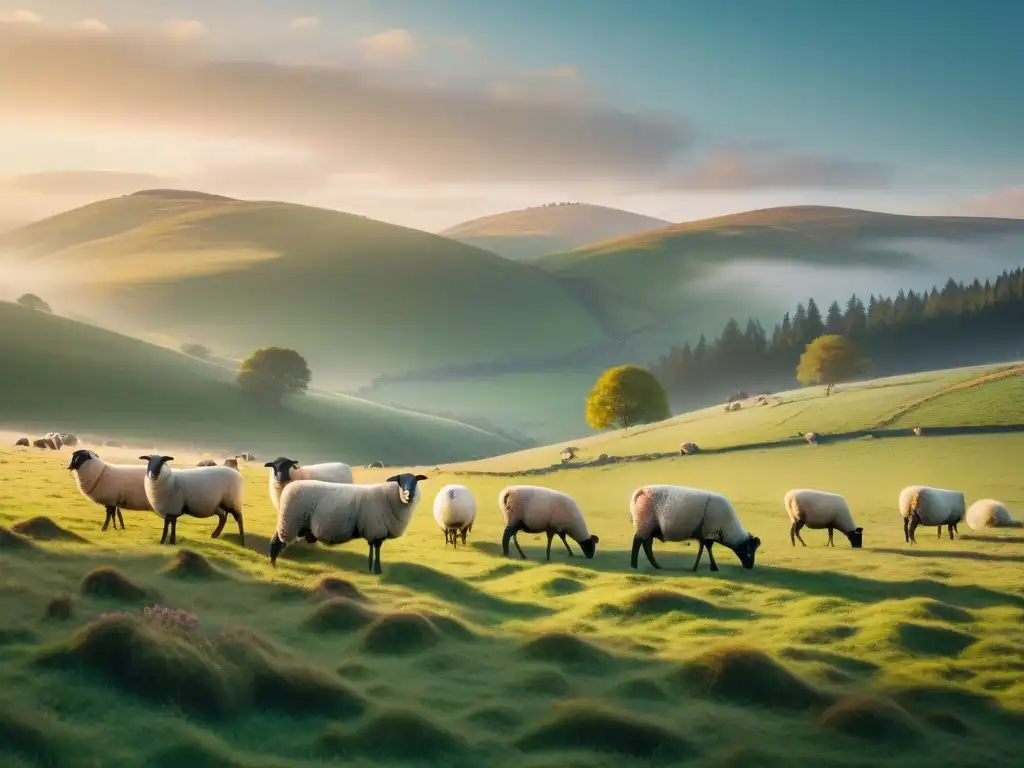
[965,499,1022,530]
[223,458,239,470]
[67,449,152,531]
[269,472,428,574]
[264,456,354,511]
[498,485,599,561]
[629,485,761,572]
[784,488,863,548]
[899,485,965,544]
[432,484,477,548]
[139,455,245,546]
[196,459,217,467]
[15,437,29,447]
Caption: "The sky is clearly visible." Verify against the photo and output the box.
[0,0,1021,231]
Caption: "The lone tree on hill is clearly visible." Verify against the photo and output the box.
[17,293,51,313]
[586,364,670,430]
[796,334,871,395]
[237,347,312,405]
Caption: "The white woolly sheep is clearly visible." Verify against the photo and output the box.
[139,455,245,546]
[912,426,923,437]
[899,485,965,544]
[432,484,477,548]
[679,442,700,456]
[67,449,152,532]
[804,432,819,445]
[629,485,761,572]
[965,499,1022,530]
[60,433,78,447]
[264,456,354,511]
[498,485,599,561]
[784,488,863,548]
[269,472,428,574]
[196,459,217,467]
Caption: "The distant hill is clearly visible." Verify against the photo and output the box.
[0,191,638,389]
[0,300,521,463]
[439,203,672,261]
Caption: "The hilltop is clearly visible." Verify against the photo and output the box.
[0,301,522,463]
[439,202,671,261]
[0,191,634,389]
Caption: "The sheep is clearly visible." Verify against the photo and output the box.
[498,485,599,561]
[235,452,256,462]
[432,484,476,548]
[67,449,152,531]
[804,432,819,445]
[15,437,29,447]
[196,459,218,467]
[784,488,863,548]
[368,460,384,469]
[269,473,427,574]
[223,458,239,470]
[899,485,965,544]
[264,456,354,511]
[629,485,761,572]
[965,499,1022,530]
[59,433,79,447]
[45,432,64,449]
[679,442,700,456]
[33,437,56,450]
[139,455,245,546]
[912,426,923,437]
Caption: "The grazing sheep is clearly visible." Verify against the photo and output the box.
[59,433,79,447]
[33,437,56,450]
[368,460,384,469]
[679,442,700,456]
[432,484,477,547]
[196,459,218,467]
[264,457,354,511]
[269,473,428,574]
[899,485,965,544]
[629,485,761,572]
[965,499,1022,530]
[223,458,239,470]
[235,452,256,462]
[15,437,29,447]
[912,426,923,437]
[45,432,64,449]
[804,432,819,445]
[139,455,245,546]
[784,488,863,548]
[498,485,599,561]
[67,449,152,531]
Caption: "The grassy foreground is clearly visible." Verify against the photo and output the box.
[2,422,1022,766]
[0,301,521,464]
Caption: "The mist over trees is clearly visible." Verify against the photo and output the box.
[652,267,1024,408]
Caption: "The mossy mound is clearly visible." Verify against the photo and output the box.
[161,550,225,580]
[303,598,377,633]
[0,627,38,645]
[360,612,443,655]
[892,622,978,657]
[779,646,879,676]
[311,576,365,602]
[317,709,471,760]
[465,703,524,731]
[620,588,752,620]
[925,711,973,736]
[794,625,858,645]
[0,700,77,766]
[336,661,373,681]
[670,646,830,711]
[45,593,75,621]
[515,700,697,759]
[79,567,154,602]
[817,693,922,742]
[610,676,669,700]
[905,599,974,624]
[518,632,617,667]
[539,577,585,597]
[0,526,38,552]
[11,516,86,543]
[507,669,573,697]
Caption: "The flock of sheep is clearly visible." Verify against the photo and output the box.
[49,445,1022,576]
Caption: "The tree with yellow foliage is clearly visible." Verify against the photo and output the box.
[796,334,871,395]
[586,365,670,430]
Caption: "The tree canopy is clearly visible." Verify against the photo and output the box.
[796,334,871,388]
[236,347,312,404]
[17,293,51,313]
[585,364,670,430]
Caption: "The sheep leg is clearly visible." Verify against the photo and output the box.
[210,512,227,539]
[792,521,808,547]
[460,528,468,545]
[559,533,574,556]
[160,516,171,544]
[903,517,910,543]
[908,513,920,544]
[938,525,942,539]
[827,527,835,547]
[367,542,374,572]
[705,541,719,571]
[371,539,384,575]
[116,508,126,529]
[102,505,115,532]
[947,523,955,540]
[168,515,179,545]
[501,523,527,560]
[230,508,245,547]
[692,540,705,571]
[545,531,554,561]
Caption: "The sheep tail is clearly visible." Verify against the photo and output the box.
[498,488,516,519]
[907,489,922,515]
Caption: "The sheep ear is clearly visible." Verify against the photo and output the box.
[139,455,151,461]
[385,475,399,483]
[263,461,274,467]
[414,474,428,481]
[162,456,175,462]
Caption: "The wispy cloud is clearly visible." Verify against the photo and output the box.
[357,28,418,66]
[162,19,206,41]
[0,25,687,185]
[2,169,170,196]
[72,18,109,33]
[0,8,41,24]
[956,186,1024,219]
[664,149,892,190]
[290,16,320,30]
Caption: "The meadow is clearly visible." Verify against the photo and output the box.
[2,368,1023,767]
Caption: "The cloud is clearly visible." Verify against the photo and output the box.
[162,19,206,41]
[444,36,475,53]
[956,186,1024,219]
[0,8,41,24]
[357,28,418,66]
[72,18,109,33]
[3,170,171,196]
[664,149,892,190]
[290,16,320,30]
[528,65,581,80]
[0,25,687,185]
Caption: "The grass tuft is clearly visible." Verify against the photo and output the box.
[11,516,87,543]
[45,593,75,621]
[892,621,978,657]
[360,612,443,655]
[817,693,922,741]
[303,597,377,633]
[518,632,618,668]
[317,708,471,760]
[0,526,38,552]
[161,550,225,580]
[79,566,155,602]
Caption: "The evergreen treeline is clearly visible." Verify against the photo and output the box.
[651,267,1024,405]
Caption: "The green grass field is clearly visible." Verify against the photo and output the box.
[0,301,521,465]
[1,367,1022,767]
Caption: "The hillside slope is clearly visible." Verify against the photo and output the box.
[0,301,521,463]
[0,191,629,388]
[439,203,671,261]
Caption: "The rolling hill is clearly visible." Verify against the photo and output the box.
[439,202,671,262]
[0,300,522,463]
[0,191,636,389]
